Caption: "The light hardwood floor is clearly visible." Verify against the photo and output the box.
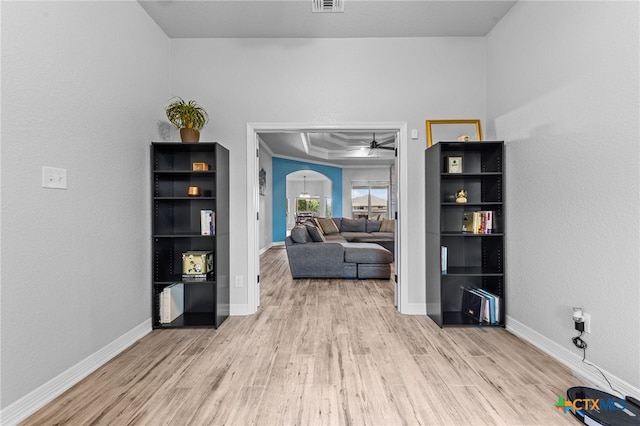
[23,247,580,425]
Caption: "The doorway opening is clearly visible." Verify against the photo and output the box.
[246,122,409,314]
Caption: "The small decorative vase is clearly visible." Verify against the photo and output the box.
[187,186,201,197]
[180,128,200,143]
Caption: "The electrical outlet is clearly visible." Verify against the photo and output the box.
[234,275,243,288]
[42,166,67,189]
[583,313,591,334]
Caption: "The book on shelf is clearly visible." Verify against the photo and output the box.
[461,288,484,323]
[474,288,499,324]
[461,211,495,234]
[160,283,184,324]
[440,246,448,273]
[462,287,500,324]
[200,210,215,235]
[181,272,212,281]
[462,212,474,232]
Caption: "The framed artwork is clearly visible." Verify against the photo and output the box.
[192,162,209,171]
[426,119,482,147]
[259,168,267,196]
[447,156,463,173]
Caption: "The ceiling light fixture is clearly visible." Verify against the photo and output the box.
[299,175,311,198]
[312,0,344,13]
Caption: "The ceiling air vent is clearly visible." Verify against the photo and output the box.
[312,0,344,13]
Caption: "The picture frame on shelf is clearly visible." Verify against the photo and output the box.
[447,156,463,173]
[192,162,209,171]
[426,119,482,147]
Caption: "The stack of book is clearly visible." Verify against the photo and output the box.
[200,210,216,235]
[462,211,495,234]
[461,287,500,324]
[440,246,448,273]
[159,283,184,324]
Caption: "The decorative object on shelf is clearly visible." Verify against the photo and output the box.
[165,97,209,143]
[187,186,201,197]
[457,135,470,142]
[182,250,214,275]
[259,168,267,196]
[192,162,209,171]
[425,119,482,147]
[455,189,467,203]
[447,156,463,173]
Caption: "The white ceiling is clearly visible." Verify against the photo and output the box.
[138,0,517,39]
[139,0,517,166]
[260,131,397,166]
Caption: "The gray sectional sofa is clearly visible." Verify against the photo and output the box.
[284,217,395,279]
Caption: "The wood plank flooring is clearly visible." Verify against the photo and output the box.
[22,247,580,425]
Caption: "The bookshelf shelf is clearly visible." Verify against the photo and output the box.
[426,141,505,328]
[151,142,229,329]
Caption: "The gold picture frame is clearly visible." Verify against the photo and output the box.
[426,119,482,147]
[192,162,209,171]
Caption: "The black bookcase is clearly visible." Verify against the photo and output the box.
[425,141,505,327]
[151,142,229,328]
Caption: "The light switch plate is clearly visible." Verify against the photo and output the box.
[42,166,67,189]
[411,129,419,139]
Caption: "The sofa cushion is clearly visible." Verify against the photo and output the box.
[379,219,395,233]
[315,217,339,234]
[341,242,393,264]
[340,232,371,242]
[369,232,394,239]
[323,233,347,242]
[290,225,309,243]
[366,220,382,233]
[305,224,326,242]
[341,217,366,232]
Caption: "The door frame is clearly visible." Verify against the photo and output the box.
[246,121,409,313]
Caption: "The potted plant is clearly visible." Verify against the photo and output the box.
[165,97,209,143]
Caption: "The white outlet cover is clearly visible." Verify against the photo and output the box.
[42,166,67,189]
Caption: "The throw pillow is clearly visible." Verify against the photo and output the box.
[290,225,309,243]
[366,220,382,233]
[316,217,339,234]
[305,224,326,242]
[312,218,325,235]
[341,217,366,232]
[379,218,395,233]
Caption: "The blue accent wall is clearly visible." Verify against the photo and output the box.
[272,157,342,242]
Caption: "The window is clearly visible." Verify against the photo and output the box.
[351,182,389,220]
[296,197,320,214]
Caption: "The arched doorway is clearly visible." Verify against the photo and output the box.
[286,170,332,234]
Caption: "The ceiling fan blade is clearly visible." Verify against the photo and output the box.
[377,140,395,146]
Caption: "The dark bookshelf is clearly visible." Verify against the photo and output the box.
[151,142,229,329]
[425,141,505,327]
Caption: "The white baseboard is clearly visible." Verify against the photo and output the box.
[259,241,283,255]
[0,319,151,426]
[506,315,640,398]
[230,304,255,316]
[400,302,426,315]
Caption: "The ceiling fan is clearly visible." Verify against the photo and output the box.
[364,133,395,156]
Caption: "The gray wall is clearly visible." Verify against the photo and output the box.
[487,1,639,388]
[169,37,487,308]
[1,2,169,408]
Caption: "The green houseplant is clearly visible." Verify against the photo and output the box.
[165,97,209,143]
